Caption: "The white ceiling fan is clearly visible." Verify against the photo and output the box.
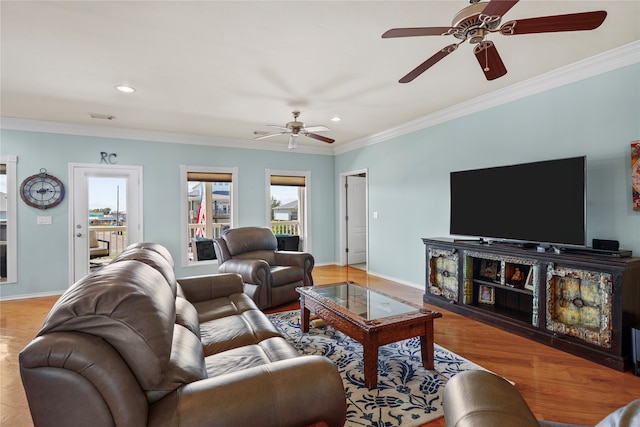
[254,111,335,149]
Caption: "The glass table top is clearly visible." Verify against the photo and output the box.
[306,282,419,321]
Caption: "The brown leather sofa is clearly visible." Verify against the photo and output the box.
[443,370,640,427]
[214,227,314,309]
[20,242,346,427]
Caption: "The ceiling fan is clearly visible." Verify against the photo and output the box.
[382,0,607,82]
[253,111,335,149]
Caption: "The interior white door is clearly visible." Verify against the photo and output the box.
[346,175,367,265]
[69,164,143,283]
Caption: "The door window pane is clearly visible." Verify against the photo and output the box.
[88,177,127,270]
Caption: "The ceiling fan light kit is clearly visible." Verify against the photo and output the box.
[382,0,607,83]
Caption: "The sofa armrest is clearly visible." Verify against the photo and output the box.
[275,251,314,286]
[443,370,540,427]
[218,258,271,286]
[148,356,347,427]
[177,273,244,303]
[20,332,148,427]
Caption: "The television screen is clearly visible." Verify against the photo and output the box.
[450,156,586,247]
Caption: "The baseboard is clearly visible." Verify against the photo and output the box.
[0,290,63,302]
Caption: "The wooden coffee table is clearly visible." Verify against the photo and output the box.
[297,282,442,389]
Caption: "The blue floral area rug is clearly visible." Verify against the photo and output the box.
[267,310,487,427]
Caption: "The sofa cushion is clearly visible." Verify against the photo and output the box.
[38,260,176,391]
[192,293,258,323]
[234,250,277,266]
[270,266,303,287]
[200,311,281,356]
[204,337,299,378]
[146,324,207,403]
[175,297,201,339]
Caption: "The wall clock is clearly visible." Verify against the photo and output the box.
[20,168,65,209]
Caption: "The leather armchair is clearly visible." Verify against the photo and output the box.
[213,226,314,309]
[443,370,640,427]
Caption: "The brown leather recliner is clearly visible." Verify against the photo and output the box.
[443,370,640,427]
[213,226,314,309]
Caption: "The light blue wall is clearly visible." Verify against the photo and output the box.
[336,64,640,288]
[2,64,638,299]
[0,132,335,298]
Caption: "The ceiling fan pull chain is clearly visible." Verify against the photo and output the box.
[484,42,490,72]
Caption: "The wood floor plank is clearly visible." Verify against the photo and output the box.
[2,264,638,427]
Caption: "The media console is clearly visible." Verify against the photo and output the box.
[422,237,640,371]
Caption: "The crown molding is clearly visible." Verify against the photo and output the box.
[0,116,334,156]
[334,40,640,155]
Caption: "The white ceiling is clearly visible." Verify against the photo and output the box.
[1,1,639,152]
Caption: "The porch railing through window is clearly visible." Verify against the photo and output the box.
[89,226,127,258]
[270,221,299,236]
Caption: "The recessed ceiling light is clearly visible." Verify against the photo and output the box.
[115,85,136,93]
[330,116,342,122]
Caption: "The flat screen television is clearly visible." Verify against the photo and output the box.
[450,156,586,247]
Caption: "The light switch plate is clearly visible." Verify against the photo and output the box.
[37,216,52,225]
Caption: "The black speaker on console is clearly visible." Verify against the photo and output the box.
[593,239,619,251]
[632,325,640,376]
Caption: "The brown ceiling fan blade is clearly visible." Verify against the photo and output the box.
[399,43,458,83]
[305,132,335,144]
[499,11,607,35]
[474,41,507,81]
[480,0,519,19]
[382,27,452,38]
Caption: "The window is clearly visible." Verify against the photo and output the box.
[1,156,17,283]
[266,169,311,252]
[180,165,238,266]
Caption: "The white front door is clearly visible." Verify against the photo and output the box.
[69,164,143,283]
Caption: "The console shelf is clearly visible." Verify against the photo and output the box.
[422,237,640,371]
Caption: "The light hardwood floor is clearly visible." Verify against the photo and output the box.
[2,265,639,426]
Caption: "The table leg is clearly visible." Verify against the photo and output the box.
[363,341,379,390]
[300,297,310,333]
[420,320,435,370]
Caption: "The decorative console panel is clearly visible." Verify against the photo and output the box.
[546,265,612,349]
[423,238,640,371]
[427,247,458,302]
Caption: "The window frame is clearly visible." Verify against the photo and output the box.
[180,164,238,267]
[1,155,18,283]
[265,169,311,252]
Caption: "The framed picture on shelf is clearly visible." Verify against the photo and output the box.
[478,285,495,304]
[479,259,498,281]
[524,267,535,291]
[509,265,530,288]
